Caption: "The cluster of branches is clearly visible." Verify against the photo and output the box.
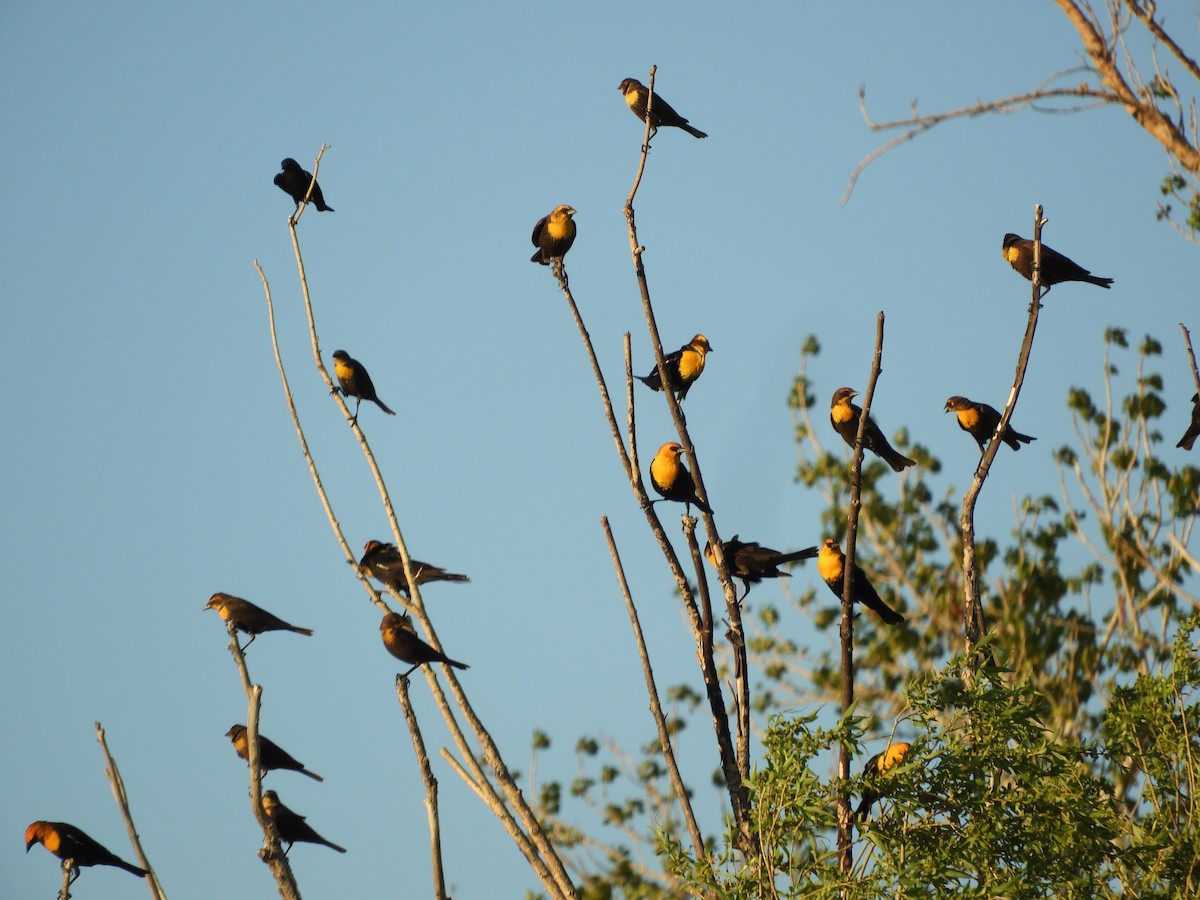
[845,0,1200,241]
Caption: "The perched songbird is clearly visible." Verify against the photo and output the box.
[637,335,714,401]
[704,536,819,601]
[829,387,915,472]
[816,538,905,625]
[944,396,1035,454]
[531,204,577,265]
[226,725,324,782]
[332,350,395,422]
[204,593,313,648]
[855,742,912,820]
[649,441,713,514]
[1001,233,1112,290]
[25,821,146,879]
[274,158,334,214]
[360,540,470,597]
[1178,393,1200,451]
[380,612,469,678]
[618,78,707,139]
[261,791,346,854]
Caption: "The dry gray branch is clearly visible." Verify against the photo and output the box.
[94,723,166,900]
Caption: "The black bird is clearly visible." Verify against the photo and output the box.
[274,158,333,213]
[636,334,713,401]
[1179,393,1200,451]
[380,612,470,679]
[25,821,147,880]
[531,204,577,264]
[817,538,905,625]
[1001,233,1112,290]
[204,593,313,648]
[649,442,713,514]
[855,742,912,820]
[944,396,1035,454]
[332,350,395,421]
[360,540,470,597]
[704,536,819,601]
[262,791,346,853]
[619,78,707,138]
[830,387,915,472]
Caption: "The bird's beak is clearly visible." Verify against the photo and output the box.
[25,840,34,852]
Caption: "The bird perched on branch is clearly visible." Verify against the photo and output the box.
[704,536,818,601]
[531,204,577,265]
[1178,393,1200,451]
[637,335,713,401]
[226,725,324,782]
[855,742,912,820]
[830,387,915,472]
[359,540,470,597]
[944,396,1035,454]
[261,791,346,853]
[25,821,146,879]
[380,612,469,678]
[817,538,905,625]
[649,441,713,514]
[204,593,313,648]
[274,158,333,214]
[332,350,394,422]
[1001,233,1112,290]
[618,78,707,138]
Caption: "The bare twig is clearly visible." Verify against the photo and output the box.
[962,205,1046,655]
[267,175,577,899]
[601,517,707,862]
[224,622,301,899]
[1182,323,1200,393]
[396,677,448,900]
[94,723,166,900]
[837,312,886,872]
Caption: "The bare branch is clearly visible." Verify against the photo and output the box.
[395,677,448,900]
[94,723,166,900]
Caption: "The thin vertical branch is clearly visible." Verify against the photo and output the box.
[94,723,165,900]
[962,203,1047,654]
[224,623,301,899]
[619,67,752,852]
[267,184,577,899]
[58,863,71,900]
[601,518,707,862]
[396,677,448,900]
[837,312,886,873]
[1181,323,1200,392]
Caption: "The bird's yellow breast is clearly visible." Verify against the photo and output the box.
[1004,245,1020,264]
[817,547,843,581]
[678,347,705,382]
[650,452,681,487]
[334,358,352,380]
[957,408,980,430]
[42,830,60,853]
[831,401,854,425]
[547,217,573,240]
[624,88,642,109]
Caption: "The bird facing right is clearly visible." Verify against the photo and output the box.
[531,204,577,264]
[649,441,713,514]
[855,742,912,820]
[1178,393,1200,451]
[704,536,818,601]
[637,334,713,401]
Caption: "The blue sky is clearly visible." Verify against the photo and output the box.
[3,2,1196,896]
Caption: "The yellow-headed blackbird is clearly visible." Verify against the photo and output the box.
[1178,393,1200,451]
[618,78,707,138]
[855,741,912,819]
[380,611,469,678]
[274,158,333,213]
[359,540,470,597]
[944,395,1035,454]
[637,335,713,401]
[531,205,577,265]
[226,725,324,782]
[704,536,818,601]
[649,441,713,514]
[829,387,915,472]
[1001,233,1112,290]
[204,593,313,648]
[332,350,395,421]
[261,790,346,854]
[25,821,146,878]
[817,538,905,625]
